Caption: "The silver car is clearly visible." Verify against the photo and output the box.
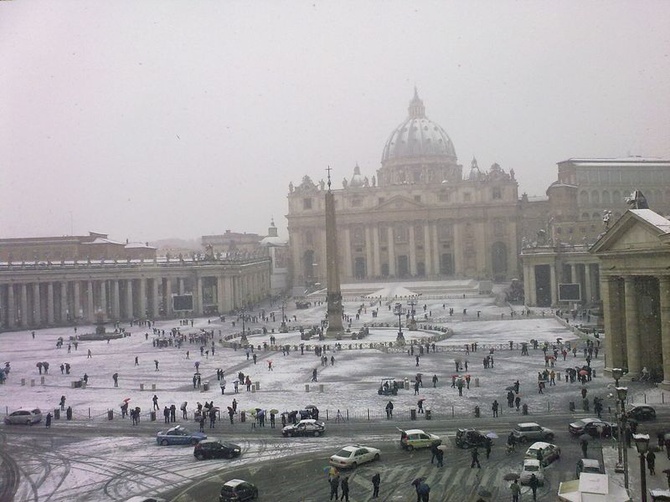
[4,408,42,425]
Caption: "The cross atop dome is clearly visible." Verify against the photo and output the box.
[408,87,426,119]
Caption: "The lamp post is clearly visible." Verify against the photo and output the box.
[612,367,623,387]
[280,301,287,333]
[394,303,405,342]
[615,386,629,489]
[633,433,650,502]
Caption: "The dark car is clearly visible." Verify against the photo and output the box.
[627,405,656,421]
[569,418,617,438]
[194,440,241,460]
[219,479,258,502]
[455,428,490,449]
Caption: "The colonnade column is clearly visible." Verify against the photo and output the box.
[126,280,133,319]
[431,225,439,275]
[20,284,28,327]
[165,278,173,317]
[409,224,417,276]
[602,276,625,373]
[624,277,641,374]
[659,276,670,389]
[195,276,203,315]
[343,227,352,279]
[529,265,537,306]
[60,282,67,322]
[423,223,432,276]
[33,283,41,325]
[47,282,55,324]
[139,278,147,318]
[112,280,120,319]
[571,264,577,283]
[73,281,81,320]
[7,284,15,328]
[387,227,396,276]
[365,227,374,279]
[86,281,94,321]
[217,276,226,314]
[151,278,159,319]
[584,264,592,304]
[100,280,107,317]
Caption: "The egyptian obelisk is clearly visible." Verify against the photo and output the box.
[325,167,344,338]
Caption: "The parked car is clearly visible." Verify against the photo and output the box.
[194,440,241,460]
[576,458,603,477]
[399,428,441,451]
[219,479,258,502]
[569,418,617,438]
[282,419,325,437]
[512,422,555,443]
[627,405,656,421]
[4,408,42,425]
[520,458,545,486]
[156,425,207,446]
[329,445,381,469]
[455,428,490,449]
[525,441,561,467]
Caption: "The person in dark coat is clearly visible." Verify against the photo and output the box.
[485,438,492,459]
[329,475,340,500]
[385,401,394,419]
[163,406,170,423]
[45,412,52,428]
[435,448,444,467]
[340,476,349,502]
[371,472,381,498]
[470,448,481,468]
[647,450,656,475]
[528,473,539,500]
[198,414,205,432]
[170,404,176,422]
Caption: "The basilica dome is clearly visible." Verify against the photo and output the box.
[381,89,457,163]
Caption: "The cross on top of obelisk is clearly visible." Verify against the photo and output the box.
[326,166,332,191]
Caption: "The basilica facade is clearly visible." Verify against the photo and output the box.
[286,90,520,288]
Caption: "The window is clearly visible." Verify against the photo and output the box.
[439,190,450,202]
[463,193,472,202]
[303,198,312,210]
[414,195,421,203]
[492,187,502,199]
[394,224,409,244]
[351,198,362,207]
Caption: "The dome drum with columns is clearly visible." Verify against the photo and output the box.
[286,90,519,288]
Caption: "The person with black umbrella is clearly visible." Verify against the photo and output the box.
[528,473,539,501]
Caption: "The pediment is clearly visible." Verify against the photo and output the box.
[590,209,670,254]
[374,195,424,211]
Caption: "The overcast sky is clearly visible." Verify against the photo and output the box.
[2,1,669,243]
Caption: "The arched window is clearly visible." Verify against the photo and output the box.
[601,191,610,204]
[591,191,600,204]
[579,191,589,205]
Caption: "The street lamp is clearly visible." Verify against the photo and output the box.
[394,303,405,343]
[280,301,288,333]
[614,386,629,489]
[612,367,623,387]
[633,433,650,502]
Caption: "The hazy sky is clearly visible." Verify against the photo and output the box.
[2,1,669,243]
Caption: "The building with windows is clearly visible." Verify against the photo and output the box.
[286,90,520,288]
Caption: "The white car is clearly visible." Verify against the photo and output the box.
[329,445,381,469]
[520,458,545,486]
[399,429,441,451]
[4,408,42,425]
[282,419,326,437]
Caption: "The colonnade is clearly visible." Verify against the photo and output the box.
[521,255,599,307]
[0,258,271,330]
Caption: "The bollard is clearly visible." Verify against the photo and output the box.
[108,409,114,420]
[53,408,60,420]
[151,384,156,391]
[240,411,246,423]
[251,385,256,393]
[255,382,260,391]
[569,401,575,412]
[21,378,26,386]
[425,408,432,420]
[150,411,156,421]
[410,407,417,420]
[474,377,480,387]
[41,376,45,385]
[522,404,529,415]
[319,384,324,393]
[474,406,480,418]
[305,384,310,392]
[203,382,209,391]
[404,378,409,390]
[30,379,35,387]
[140,383,145,391]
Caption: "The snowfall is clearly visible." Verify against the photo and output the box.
[0,280,664,501]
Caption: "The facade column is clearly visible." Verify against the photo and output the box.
[8,284,16,328]
[178,278,184,295]
[100,280,107,318]
[165,278,173,317]
[20,283,28,327]
[372,226,381,276]
[126,279,133,319]
[431,224,439,275]
[195,276,203,315]
[343,227,352,279]
[217,276,226,314]
[73,281,81,320]
[529,265,537,306]
[423,223,432,276]
[624,277,642,374]
[86,281,94,322]
[139,278,147,318]
[549,263,557,306]
[112,280,121,319]
[523,263,532,306]
[47,282,55,325]
[571,264,577,283]
[151,278,159,319]
[60,282,68,323]
[33,283,42,325]
[387,226,396,276]
[365,226,374,280]
[602,276,625,373]
[584,264,592,304]
[409,224,417,276]
[659,276,670,389]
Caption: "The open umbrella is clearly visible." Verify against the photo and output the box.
[437,444,448,451]
[503,472,520,481]
[305,404,317,409]
[579,369,588,376]
[269,409,279,414]
[505,385,516,391]
[486,431,499,439]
